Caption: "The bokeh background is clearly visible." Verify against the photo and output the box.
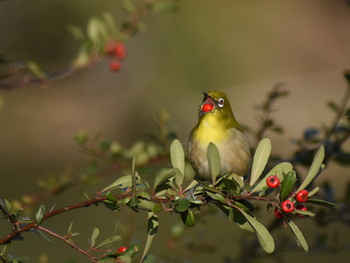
[1,0,350,262]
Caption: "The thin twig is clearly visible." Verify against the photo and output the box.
[0,195,112,244]
[37,226,98,262]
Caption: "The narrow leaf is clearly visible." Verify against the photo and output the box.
[308,187,320,197]
[237,208,275,253]
[294,210,315,217]
[101,174,133,192]
[35,205,46,224]
[27,60,47,79]
[170,139,185,175]
[90,227,100,248]
[207,142,221,184]
[280,171,296,201]
[306,198,337,209]
[250,138,272,186]
[141,212,159,263]
[288,220,308,252]
[206,191,226,202]
[183,179,199,192]
[95,235,122,249]
[36,229,55,244]
[297,145,325,192]
[251,162,293,193]
[132,156,137,195]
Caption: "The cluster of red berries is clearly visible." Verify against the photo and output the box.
[105,41,126,72]
[266,175,310,218]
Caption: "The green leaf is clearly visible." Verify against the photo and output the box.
[35,205,46,224]
[173,168,184,188]
[306,198,337,209]
[119,0,137,13]
[154,168,177,189]
[280,171,296,201]
[231,208,254,233]
[101,174,134,192]
[147,1,179,13]
[90,227,100,247]
[124,244,142,256]
[87,17,104,44]
[297,145,325,192]
[115,255,132,263]
[174,199,190,212]
[74,130,89,145]
[251,162,293,193]
[35,228,55,244]
[180,209,196,227]
[27,60,47,79]
[137,199,155,211]
[294,210,315,217]
[288,220,308,252]
[170,139,185,175]
[132,156,137,195]
[237,208,275,253]
[183,179,199,192]
[206,191,226,202]
[106,191,118,202]
[207,142,221,184]
[95,235,122,249]
[67,24,85,40]
[141,212,159,262]
[308,187,320,197]
[142,254,157,263]
[102,12,119,39]
[250,138,272,186]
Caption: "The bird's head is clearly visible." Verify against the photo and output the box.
[198,91,242,131]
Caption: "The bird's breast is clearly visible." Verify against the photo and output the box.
[194,116,229,145]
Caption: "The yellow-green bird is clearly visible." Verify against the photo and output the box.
[187,91,251,181]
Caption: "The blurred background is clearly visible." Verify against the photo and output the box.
[0,0,350,262]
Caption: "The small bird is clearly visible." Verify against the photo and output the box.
[187,91,251,181]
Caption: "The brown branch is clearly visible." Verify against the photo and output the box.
[0,195,110,245]
[0,68,78,91]
[37,226,98,263]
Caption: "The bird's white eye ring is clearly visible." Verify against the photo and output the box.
[218,98,224,107]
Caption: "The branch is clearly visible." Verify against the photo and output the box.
[0,195,110,245]
[37,226,98,263]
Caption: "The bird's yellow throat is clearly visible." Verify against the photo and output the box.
[193,113,231,146]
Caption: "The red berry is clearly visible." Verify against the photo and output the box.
[202,103,213,112]
[105,42,115,55]
[281,200,295,213]
[274,208,283,219]
[109,60,121,72]
[266,175,280,188]
[295,190,309,203]
[114,42,126,60]
[117,246,127,253]
[296,204,307,217]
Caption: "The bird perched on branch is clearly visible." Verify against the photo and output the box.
[187,91,251,181]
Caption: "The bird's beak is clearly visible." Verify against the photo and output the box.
[199,92,215,117]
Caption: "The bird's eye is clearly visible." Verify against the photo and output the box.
[218,98,224,108]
